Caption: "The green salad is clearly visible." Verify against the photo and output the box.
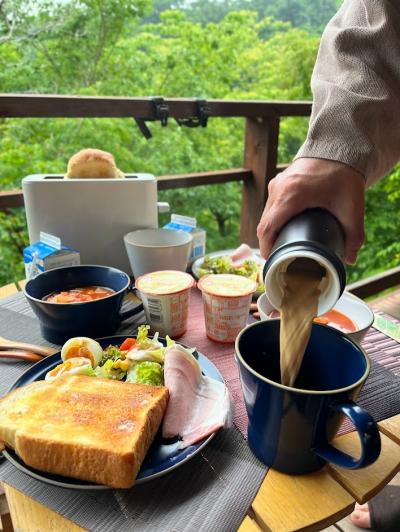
[94,325,177,385]
[46,326,195,387]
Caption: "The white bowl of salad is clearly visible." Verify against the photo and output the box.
[192,244,265,297]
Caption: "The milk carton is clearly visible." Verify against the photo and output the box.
[163,214,206,266]
[23,232,80,279]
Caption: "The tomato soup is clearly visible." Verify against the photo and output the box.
[44,286,114,304]
[314,310,357,333]
[268,308,356,333]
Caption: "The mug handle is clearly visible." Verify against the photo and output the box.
[118,285,143,322]
[314,401,381,469]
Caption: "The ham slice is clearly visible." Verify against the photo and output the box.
[162,345,232,448]
[230,243,254,267]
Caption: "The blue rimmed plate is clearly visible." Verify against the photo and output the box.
[2,335,223,490]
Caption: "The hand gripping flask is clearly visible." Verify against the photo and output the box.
[263,208,346,316]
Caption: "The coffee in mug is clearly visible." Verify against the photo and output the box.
[235,320,381,474]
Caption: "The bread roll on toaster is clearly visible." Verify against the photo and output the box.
[65,148,125,179]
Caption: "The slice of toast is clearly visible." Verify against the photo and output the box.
[0,375,169,488]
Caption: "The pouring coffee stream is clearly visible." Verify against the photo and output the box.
[263,209,346,386]
[279,258,326,386]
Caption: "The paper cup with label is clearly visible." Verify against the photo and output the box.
[135,270,195,339]
[198,274,257,343]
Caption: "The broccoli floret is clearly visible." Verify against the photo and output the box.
[94,359,126,380]
[99,345,123,366]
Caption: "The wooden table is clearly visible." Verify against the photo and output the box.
[1,282,400,532]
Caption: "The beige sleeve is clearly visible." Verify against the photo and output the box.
[296,0,400,186]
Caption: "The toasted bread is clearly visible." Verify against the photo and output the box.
[0,376,169,488]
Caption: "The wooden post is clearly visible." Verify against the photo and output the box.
[240,117,280,246]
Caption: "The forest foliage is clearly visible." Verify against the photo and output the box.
[0,0,399,285]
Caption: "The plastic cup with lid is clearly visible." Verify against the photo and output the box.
[135,270,195,339]
[198,274,258,343]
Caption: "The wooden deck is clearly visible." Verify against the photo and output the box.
[369,289,400,321]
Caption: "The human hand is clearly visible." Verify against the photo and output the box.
[256,158,366,264]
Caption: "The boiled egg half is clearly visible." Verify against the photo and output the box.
[45,357,92,382]
[61,337,103,367]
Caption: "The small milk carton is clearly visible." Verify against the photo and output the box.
[163,214,206,266]
[23,232,80,280]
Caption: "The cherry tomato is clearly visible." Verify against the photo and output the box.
[119,338,137,351]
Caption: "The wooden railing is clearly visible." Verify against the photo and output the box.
[0,94,309,246]
[1,93,400,297]
[347,265,400,299]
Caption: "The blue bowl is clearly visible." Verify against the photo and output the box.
[24,265,143,345]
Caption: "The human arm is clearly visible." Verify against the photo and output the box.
[257,158,365,264]
[258,0,400,263]
[297,0,400,185]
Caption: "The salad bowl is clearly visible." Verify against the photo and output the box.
[191,248,265,299]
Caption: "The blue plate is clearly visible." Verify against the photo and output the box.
[3,335,224,490]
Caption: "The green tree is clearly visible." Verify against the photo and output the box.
[265,0,339,32]
[0,6,320,284]
[0,0,152,91]
[346,175,400,283]
[6,2,395,290]
[149,0,340,30]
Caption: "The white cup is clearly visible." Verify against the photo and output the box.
[124,228,193,279]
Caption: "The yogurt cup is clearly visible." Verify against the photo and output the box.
[198,274,257,343]
[135,270,195,338]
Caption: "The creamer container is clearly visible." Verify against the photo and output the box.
[23,232,80,280]
[263,208,346,316]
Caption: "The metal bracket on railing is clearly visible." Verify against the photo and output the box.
[176,99,210,128]
[153,97,169,126]
[134,97,170,139]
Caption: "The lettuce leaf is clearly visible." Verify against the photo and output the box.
[136,324,150,345]
[126,361,164,386]
[82,366,96,377]
[166,335,175,348]
[99,345,123,366]
[128,347,164,364]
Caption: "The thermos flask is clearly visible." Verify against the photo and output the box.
[263,208,346,315]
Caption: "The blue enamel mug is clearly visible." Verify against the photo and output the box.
[235,320,381,474]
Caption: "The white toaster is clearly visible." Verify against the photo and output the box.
[22,174,159,274]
